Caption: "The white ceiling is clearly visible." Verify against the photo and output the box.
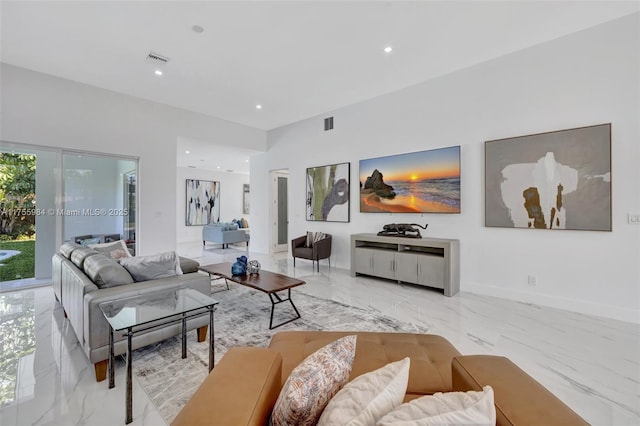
[177,137,260,174]
[2,1,638,133]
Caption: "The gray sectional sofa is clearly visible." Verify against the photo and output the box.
[52,242,210,381]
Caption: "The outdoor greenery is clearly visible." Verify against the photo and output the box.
[1,153,36,239]
[0,240,35,281]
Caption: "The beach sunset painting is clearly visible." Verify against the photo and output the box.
[359,146,461,213]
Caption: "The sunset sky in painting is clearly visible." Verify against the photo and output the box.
[359,146,460,183]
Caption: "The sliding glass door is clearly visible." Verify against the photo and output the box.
[0,141,137,291]
[62,153,137,253]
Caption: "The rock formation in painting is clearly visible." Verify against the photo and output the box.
[362,169,396,199]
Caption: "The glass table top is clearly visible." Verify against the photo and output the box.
[99,287,218,331]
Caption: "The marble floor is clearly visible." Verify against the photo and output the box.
[0,242,639,425]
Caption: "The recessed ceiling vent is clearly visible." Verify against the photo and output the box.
[146,51,170,65]
[324,117,334,131]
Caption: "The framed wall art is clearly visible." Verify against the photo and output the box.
[359,146,461,213]
[485,123,611,231]
[306,162,350,222]
[185,179,220,226]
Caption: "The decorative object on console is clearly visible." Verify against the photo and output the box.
[306,162,350,222]
[246,259,261,274]
[231,255,248,275]
[485,123,611,231]
[186,179,220,226]
[243,184,250,214]
[360,146,460,214]
[377,223,428,238]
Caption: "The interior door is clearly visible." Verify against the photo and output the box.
[271,170,288,253]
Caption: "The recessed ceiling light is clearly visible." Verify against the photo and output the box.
[256,104,262,110]
[216,166,221,169]
[154,69,163,76]
[185,150,191,154]
[245,159,249,163]
[384,46,393,54]
[192,25,204,34]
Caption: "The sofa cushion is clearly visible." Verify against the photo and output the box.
[60,242,82,259]
[119,251,183,282]
[178,256,200,274]
[377,386,495,426]
[269,331,461,399]
[318,357,410,426]
[70,247,100,268]
[271,335,357,426]
[84,254,135,288]
[89,240,132,260]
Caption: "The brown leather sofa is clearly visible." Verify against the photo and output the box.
[291,234,332,272]
[172,331,588,426]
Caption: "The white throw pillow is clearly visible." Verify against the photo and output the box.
[119,251,183,282]
[376,385,496,426]
[271,335,357,426]
[318,357,410,426]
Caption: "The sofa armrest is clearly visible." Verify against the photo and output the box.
[292,235,306,251]
[313,235,332,259]
[172,347,282,426]
[452,355,588,426]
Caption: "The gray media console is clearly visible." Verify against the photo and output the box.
[350,233,459,296]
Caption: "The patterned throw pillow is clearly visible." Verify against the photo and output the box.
[305,231,326,248]
[89,240,132,260]
[317,357,410,426]
[271,335,357,426]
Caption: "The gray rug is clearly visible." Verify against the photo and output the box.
[132,283,429,424]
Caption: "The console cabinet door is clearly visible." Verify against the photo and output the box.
[354,248,375,275]
[394,252,418,284]
[372,250,396,280]
[417,255,445,289]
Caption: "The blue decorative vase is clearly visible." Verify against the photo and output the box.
[231,256,248,275]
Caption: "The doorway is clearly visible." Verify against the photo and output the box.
[270,170,288,253]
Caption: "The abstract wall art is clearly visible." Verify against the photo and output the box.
[359,146,461,213]
[306,162,350,222]
[186,179,220,226]
[485,123,611,231]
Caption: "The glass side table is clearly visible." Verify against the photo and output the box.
[99,287,218,424]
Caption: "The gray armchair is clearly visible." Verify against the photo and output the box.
[291,233,332,272]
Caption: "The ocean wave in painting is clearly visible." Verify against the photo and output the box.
[387,177,460,208]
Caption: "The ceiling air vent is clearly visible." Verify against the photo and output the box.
[146,51,170,65]
[324,116,334,131]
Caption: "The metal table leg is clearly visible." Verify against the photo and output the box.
[268,288,302,329]
[125,329,133,424]
[108,326,115,389]
[181,313,187,359]
[209,306,215,372]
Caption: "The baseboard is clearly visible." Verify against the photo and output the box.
[463,281,640,324]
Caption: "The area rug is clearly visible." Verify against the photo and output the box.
[132,284,429,424]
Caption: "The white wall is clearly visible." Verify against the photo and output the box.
[176,167,250,244]
[251,14,640,323]
[1,64,266,257]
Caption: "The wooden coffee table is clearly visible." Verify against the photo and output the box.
[199,262,305,329]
